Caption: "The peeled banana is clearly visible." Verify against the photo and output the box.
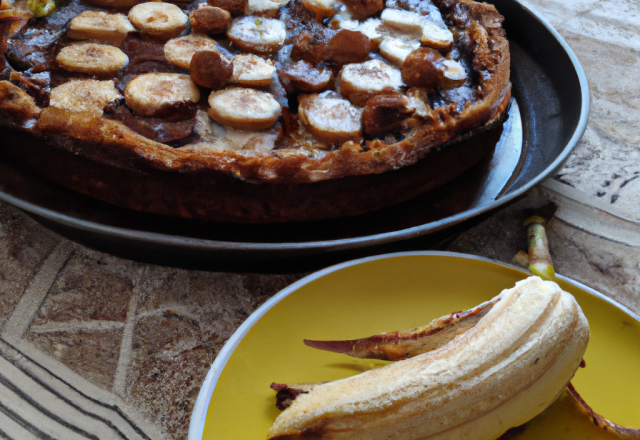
[268,276,590,440]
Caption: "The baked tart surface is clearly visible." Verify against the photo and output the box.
[0,0,511,222]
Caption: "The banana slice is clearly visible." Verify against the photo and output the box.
[379,36,420,66]
[405,87,430,118]
[164,34,219,70]
[226,16,286,54]
[420,20,454,51]
[298,93,363,145]
[338,18,383,43]
[67,11,135,46]
[339,59,403,106]
[301,0,336,19]
[128,2,188,40]
[380,9,423,35]
[441,59,468,88]
[209,123,280,152]
[49,80,121,116]
[247,0,290,14]
[231,53,275,87]
[189,5,231,35]
[380,8,453,51]
[124,73,200,117]
[56,43,128,75]
[208,87,281,130]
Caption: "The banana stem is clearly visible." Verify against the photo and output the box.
[524,216,555,281]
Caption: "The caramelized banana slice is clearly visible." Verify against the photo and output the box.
[164,34,219,70]
[441,59,468,88]
[323,29,371,64]
[128,2,188,40]
[305,296,499,360]
[342,0,383,19]
[190,50,233,89]
[208,87,281,130]
[49,80,121,116]
[189,5,231,34]
[339,59,403,106]
[231,53,275,87]
[279,60,332,92]
[338,18,383,43]
[298,93,363,145]
[56,43,128,75]
[301,0,336,19]
[227,16,286,54]
[68,11,135,46]
[379,36,420,66]
[380,8,453,51]
[125,73,200,117]
[402,47,444,89]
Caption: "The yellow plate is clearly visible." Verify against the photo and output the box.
[189,252,640,439]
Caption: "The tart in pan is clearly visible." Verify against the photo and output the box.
[0,0,511,222]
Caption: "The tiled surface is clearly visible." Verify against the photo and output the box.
[26,327,124,390]
[32,251,139,325]
[520,0,640,222]
[0,205,59,330]
[126,270,301,438]
[0,0,638,438]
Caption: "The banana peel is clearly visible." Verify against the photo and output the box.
[304,297,497,361]
[275,284,640,440]
[269,277,590,440]
[497,384,640,440]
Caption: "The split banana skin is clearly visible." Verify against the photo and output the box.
[268,276,590,440]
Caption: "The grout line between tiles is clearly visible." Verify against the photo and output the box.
[112,266,146,397]
[1,241,75,343]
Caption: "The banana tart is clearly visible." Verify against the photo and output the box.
[0,0,511,222]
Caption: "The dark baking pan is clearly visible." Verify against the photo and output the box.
[0,0,589,272]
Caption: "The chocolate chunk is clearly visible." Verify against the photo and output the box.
[207,0,247,17]
[109,105,197,143]
[363,93,413,136]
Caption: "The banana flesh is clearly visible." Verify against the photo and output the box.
[56,43,128,75]
[128,2,188,40]
[268,276,590,440]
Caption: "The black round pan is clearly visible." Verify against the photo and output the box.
[0,0,589,272]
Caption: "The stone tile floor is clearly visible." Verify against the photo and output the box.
[0,0,639,438]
